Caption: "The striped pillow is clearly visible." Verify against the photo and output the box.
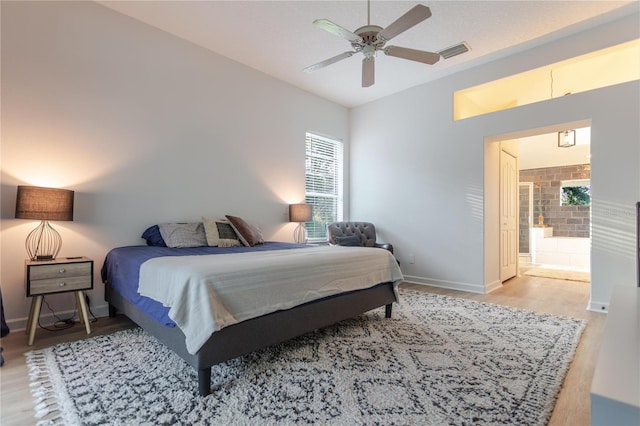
[202,217,242,247]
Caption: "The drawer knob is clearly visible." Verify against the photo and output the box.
[58,269,66,273]
[58,282,66,287]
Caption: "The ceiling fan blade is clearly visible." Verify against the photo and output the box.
[384,46,440,65]
[303,51,355,73]
[362,57,375,88]
[313,19,362,43]
[377,5,431,42]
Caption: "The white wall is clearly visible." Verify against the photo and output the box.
[350,12,640,310]
[0,1,349,329]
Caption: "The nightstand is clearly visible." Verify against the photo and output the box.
[25,257,93,345]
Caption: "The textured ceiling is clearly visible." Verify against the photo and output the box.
[98,1,638,108]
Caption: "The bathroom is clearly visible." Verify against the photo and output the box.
[517,132,591,281]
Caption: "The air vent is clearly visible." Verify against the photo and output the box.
[438,42,471,60]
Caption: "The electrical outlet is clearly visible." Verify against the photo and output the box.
[408,254,415,264]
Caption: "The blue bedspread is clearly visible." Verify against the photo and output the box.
[101,242,310,327]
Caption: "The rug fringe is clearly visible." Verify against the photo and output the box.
[25,350,64,425]
[36,414,62,426]
[32,384,54,399]
[30,384,59,418]
[34,401,58,419]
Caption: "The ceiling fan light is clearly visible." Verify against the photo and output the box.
[362,44,376,59]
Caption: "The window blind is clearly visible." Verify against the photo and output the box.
[305,133,343,240]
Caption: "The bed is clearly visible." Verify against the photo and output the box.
[102,240,403,396]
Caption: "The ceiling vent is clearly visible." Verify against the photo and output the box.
[438,42,471,60]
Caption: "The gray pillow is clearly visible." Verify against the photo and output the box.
[335,235,362,247]
[158,223,207,248]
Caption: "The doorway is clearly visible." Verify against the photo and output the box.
[483,120,593,294]
[516,128,592,281]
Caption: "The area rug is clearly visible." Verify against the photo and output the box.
[524,267,590,282]
[26,290,585,426]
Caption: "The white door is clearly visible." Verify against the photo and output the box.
[500,150,517,281]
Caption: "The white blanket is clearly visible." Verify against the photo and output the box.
[138,246,403,354]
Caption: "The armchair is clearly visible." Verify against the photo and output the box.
[327,221,394,254]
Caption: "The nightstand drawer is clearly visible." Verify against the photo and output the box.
[29,276,92,295]
[28,261,91,280]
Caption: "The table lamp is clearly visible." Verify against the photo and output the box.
[289,203,312,244]
[15,185,74,260]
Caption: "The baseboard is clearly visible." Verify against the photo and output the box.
[588,299,609,313]
[6,303,111,333]
[403,275,487,294]
[485,280,503,293]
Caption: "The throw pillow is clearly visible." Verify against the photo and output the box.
[141,225,167,247]
[225,215,264,247]
[158,223,207,248]
[202,217,243,247]
[335,235,362,247]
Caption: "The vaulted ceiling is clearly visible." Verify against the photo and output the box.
[98,1,638,107]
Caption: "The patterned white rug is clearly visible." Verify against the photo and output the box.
[27,290,584,425]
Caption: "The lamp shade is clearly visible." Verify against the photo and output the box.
[15,186,74,221]
[289,203,312,223]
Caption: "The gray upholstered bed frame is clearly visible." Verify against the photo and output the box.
[105,281,396,396]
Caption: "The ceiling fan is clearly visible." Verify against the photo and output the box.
[303,1,440,88]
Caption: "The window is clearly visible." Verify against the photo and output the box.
[561,179,591,206]
[454,40,640,120]
[305,132,343,241]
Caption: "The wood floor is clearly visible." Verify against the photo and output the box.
[0,275,605,425]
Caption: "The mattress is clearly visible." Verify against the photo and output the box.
[100,242,309,327]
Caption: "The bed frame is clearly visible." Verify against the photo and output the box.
[105,281,396,396]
